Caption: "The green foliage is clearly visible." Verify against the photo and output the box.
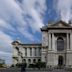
[10,64,14,67]
[16,63,22,68]
[28,62,46,68]
[35,62,46,68]
[28,64,35,68]
[15,63,27,68]
[0,63,5,68]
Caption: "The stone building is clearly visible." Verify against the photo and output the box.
[12,20,72,67]
[12,42,41,65]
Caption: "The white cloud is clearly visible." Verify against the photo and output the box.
[16,0,46,32]
[0,19,15,31]
[0,51,12,65]
[18,27,35,41]
[0,0,47,65]
[53,0,72,23]
[0,31,13,45]
[28,9,44,32]
[0,0,47,40]
[0,31,13,64]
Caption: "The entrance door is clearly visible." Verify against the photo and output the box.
[58,56,63,66]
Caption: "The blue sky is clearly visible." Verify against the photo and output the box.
[0,0,72,65]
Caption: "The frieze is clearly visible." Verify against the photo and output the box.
[48,30,72,33]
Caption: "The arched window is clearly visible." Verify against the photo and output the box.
[22,59,26,63]
[28,59,31,63]
[57,37,64,51]
[33,59,36,63]
[38,59,41,62]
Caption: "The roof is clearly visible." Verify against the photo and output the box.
[41,20,72,31]
[11,41,42,46]
[19,43,42,46]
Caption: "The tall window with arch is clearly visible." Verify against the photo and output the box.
[57,37,64,51]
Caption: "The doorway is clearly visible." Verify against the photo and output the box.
[58,56,63,66]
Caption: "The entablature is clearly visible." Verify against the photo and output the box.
[48,30,72,33]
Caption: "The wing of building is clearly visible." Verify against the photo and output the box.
[11,20,72,67]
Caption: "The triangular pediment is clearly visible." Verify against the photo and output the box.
[41,20,72,31]
[48,20,71,28]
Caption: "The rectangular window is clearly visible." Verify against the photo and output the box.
[34,48,36,56]
[30,48,32,56]
[25,48,27,56]
[39,47,41,56]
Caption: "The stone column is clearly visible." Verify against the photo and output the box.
[67,33,69,50]
[70,33,72,50]
[52,33,55,51]
[48,33,51,50]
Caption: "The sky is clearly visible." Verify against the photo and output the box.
[0,0,72,65]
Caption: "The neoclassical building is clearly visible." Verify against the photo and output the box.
[12,20,72,67]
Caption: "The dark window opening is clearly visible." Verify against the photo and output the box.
[38,59,41,62]
[28,59,31,63]
[33,59,36,63]
[58,56,63,66]
[22,59,26,63]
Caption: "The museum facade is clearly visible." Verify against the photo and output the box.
[12,20,72,67]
